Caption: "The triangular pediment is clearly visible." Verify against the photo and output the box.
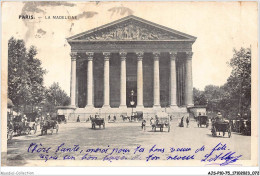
[67,15,196,41]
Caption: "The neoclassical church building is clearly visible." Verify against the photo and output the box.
[62,15,196,118]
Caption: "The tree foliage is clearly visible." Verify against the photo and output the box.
[193,88,207,106]
[224,47,251,117]
[193,47,251,119]
[44,82,70,113]
[8,37,46,111]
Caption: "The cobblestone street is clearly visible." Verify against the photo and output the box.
[7,119,250,166]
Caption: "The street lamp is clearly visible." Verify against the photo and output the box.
[130,90,135,117]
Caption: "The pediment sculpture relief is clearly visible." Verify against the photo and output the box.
[79,23,182,41]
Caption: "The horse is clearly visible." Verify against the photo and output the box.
[40,120,58,135]
[120,115,130,122]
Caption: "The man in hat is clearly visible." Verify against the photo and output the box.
[216,112,223,122]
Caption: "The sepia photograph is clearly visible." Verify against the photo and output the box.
[1,1,259,173]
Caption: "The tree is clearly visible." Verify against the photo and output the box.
[8,37,45,110]
[45,82,70,113]
[8,37,46,112]
[193,88,207,106]
[26,46,46,107]
[224,47,251,117]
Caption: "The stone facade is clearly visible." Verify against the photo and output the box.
[65,15,196,116]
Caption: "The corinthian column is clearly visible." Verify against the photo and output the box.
[170,52,177,108]
[119,52,127,109]
[85,52,94,108]
[103,52,110,108]
[70,52,77,107]
[136,52,144,109]
[185,52,194,107]
[153,52,161,108]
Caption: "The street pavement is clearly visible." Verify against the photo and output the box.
[7,119,250,165]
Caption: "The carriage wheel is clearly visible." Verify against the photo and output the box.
[168,126,170,132]
[56,125,59,133]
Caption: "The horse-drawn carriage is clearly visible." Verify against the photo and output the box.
[91,117,105,129]
[211,120,231,138]
[120,113,130,122]
[131,111,143,122]
[197,115,209,128]
[57,115,67,124]
[150,112,170,132]
[40,119,59,135]
[11,116,38,135]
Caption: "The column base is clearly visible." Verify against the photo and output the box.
[170,105,178,108]
[136,105,144,110]
[85,105,94,109]
[186,104,194,108]
[119,105,127,109]
[102,105,111,109]
[69,105,76,108]
[153,105,161,109]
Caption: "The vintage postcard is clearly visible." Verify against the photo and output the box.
[1,1,259,171]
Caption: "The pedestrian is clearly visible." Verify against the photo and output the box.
[186,116,189,128]
[179,116,184,127]
[141,119,146,131]
[150,116,155,125]
[113,115,116,121]
[108,115,111,121]
[77,115,80,122]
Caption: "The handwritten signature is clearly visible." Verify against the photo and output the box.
[201,142,242,166]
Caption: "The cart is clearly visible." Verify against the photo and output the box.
[211,120,231,138]
[91,118,105,129]
[151,112,170,132]
[197,115,209,128]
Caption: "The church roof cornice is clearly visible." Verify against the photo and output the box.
[67,15,197,42]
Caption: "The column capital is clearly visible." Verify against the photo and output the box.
[153,52,160,60]
[103,52,111,61]
[136,51,144,61]
[86,52,94,61]
[119,52,127,60]
[169,52,178,60]
[70,52,77,61]
[186,52,193,60]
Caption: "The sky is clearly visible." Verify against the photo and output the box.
[2,1,258,94]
